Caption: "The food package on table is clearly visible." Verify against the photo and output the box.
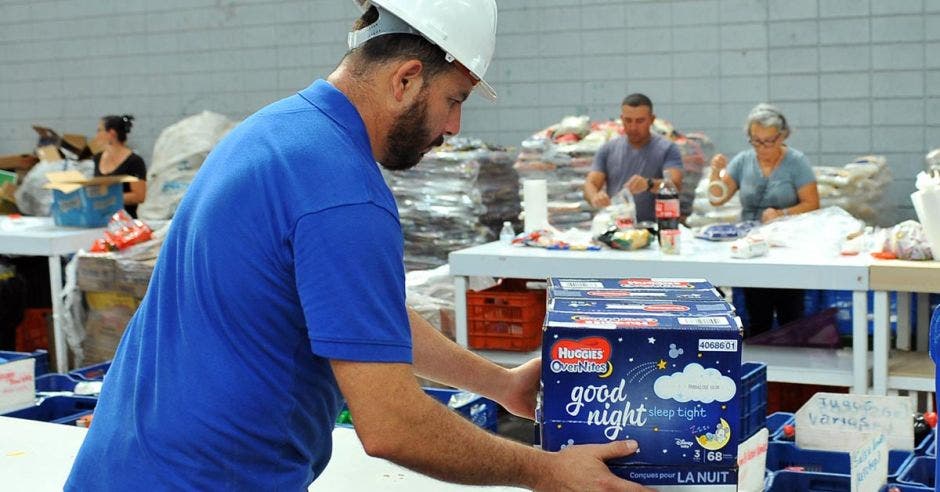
[89,210,153,252]
[518,227,600,251]
[883,220,933,260]
[590,192,637,236]
[730,235,769,259]
[596,227,651,251]
[694,221,759,241]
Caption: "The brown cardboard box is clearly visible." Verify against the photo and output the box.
[0,153,38,171]
[82,291,141,364]
[33,125,92,160]
[115,257,156,298]
[77,254,117,292]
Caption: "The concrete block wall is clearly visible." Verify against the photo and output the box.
[1,0,938,223]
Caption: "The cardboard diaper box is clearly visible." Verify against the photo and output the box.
[540,277,741,489]
[548,298,735,317]
[548,278,725,302]
[43,170,137,227]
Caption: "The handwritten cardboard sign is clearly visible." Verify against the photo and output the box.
[795,392,912,451]
[850,433,888,492]
[0,358,36,413]
[736,427,768,492]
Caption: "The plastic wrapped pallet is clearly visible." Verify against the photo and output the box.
[137,111,237,221]
[516,118,621,231]
[383,137,517,271]
[675,132,715,218]
[816,155,891,225]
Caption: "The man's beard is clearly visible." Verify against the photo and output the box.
[381,96,443,171]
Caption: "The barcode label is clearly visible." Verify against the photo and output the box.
[678,317,730,326]
[559,281,604,289]
[698,339,739,352]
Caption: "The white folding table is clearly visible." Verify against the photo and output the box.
[0,417,525,491]
[0,217,103,372]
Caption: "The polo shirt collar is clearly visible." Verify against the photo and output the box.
[298,79,372,156]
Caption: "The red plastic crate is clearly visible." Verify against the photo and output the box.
[15,308,51,352]
[467,279,545,351]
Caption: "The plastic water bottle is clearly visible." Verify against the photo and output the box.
[655,178,680,254]
[499,221,515,244]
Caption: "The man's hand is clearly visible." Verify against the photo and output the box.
[761,207,784,223]
[590,190,612,208]
[495,358,540,419]
[534,441,656,492]
[624,174,649,194]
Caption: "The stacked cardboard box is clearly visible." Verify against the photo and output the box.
[76,252,156,363]
[539,278,742,490]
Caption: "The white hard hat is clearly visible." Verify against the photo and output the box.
[348,0,498,101]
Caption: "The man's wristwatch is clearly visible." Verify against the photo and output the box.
[646,177,655,192]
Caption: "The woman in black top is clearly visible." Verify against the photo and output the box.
[93,114,147,217]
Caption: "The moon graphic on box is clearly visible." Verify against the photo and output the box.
[599,362,613,378]
[696,418,731,451]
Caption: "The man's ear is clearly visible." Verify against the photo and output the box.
[389,59,425,104]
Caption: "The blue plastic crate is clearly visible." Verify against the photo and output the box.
[767,412,795,440]
[821,291,919,336]
[731,288,750,328]
[738,361,767,442]
[2,395,97,425]
[766,470,850,491]
[0,349,50,377]
[69,360,112,381]
[34,373,82,393]
[914,429,934,455]
[804,289,823,316]
[424,387,499,433]
[880,484,934,491]
[765,442,911,481]
[897,457,935,489]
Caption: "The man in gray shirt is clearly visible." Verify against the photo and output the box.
[583,93,683,222]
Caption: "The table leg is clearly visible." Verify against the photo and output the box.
[454,275,468,348]
[896,291,911,351]
[872,290,890,396]
[852,290,869,395]
[47,255,67,373]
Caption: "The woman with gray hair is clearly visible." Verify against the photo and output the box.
[707,103,820,337]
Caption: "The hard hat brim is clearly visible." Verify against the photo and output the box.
[475,79,497,102]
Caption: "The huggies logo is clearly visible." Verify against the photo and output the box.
[550,337,611,374]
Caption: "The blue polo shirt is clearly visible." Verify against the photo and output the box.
[66,80,412,490]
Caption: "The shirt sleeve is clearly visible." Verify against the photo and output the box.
[124,154,148,180]
[790,152,816,189]
[662,142,683,170]
[291,202,412,363]
[590,141,610,174]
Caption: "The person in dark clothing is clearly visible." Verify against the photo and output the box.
[93,115,147,217]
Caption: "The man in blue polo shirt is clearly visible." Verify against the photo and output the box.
[65,2,651,491]
[584,93,684,223]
